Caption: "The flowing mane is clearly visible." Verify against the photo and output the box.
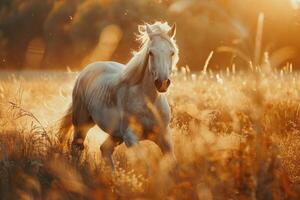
[120,21,179,85]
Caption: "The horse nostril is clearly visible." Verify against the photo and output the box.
[166,79,171,87]
[155,79,162,88]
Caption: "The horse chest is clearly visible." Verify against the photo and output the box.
[126,98,157,130]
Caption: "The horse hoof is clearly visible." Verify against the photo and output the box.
[71,140,84,150]
[71,142,84,162]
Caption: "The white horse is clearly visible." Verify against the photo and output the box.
[59,22,179,168]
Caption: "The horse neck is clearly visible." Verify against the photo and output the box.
[122,45,159,101]
[122,46,148,85]
[140,64,159,102]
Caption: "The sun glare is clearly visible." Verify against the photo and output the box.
[290,0,300,9]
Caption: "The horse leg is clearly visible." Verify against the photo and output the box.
[100,136,122,169]
[71,102,93,162]
[155,127,176,162]
[123,128,139,147]
[71,124,91,162]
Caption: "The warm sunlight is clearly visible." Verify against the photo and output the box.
[1,1,300,199]
[290,0,300,9]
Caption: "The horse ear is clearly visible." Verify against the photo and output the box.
[138,25,145,33]
[169,23,176,38]
[146,24,153,36]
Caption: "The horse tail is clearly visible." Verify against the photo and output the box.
[58,104,73,149]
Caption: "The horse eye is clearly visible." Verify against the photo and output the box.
[149,51,153,56]
[171,51,175,56]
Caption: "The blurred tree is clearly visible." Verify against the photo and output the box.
[0,0,299,70]
[43,0,79,68]
[0,0,52,69]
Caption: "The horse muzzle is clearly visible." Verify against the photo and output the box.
[154,79,171,92]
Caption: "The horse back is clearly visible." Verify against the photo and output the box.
[73,61,124,106]
[79,61,124,79]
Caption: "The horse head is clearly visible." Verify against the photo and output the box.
[144,23,178,92]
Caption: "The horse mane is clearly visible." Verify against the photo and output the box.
[120,21,179,85]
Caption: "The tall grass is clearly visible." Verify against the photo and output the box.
[0,69,300,199]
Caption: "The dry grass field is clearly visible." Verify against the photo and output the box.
[1,68,300,199]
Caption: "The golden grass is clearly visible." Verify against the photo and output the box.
[0,69,300,199]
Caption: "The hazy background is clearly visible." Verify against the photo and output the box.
[0,0,299,71]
